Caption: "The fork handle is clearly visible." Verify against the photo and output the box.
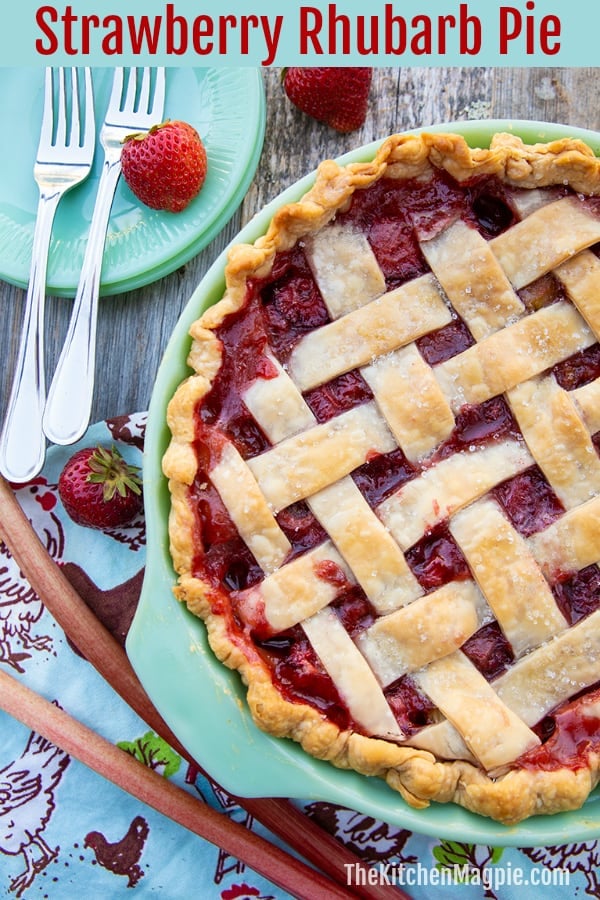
[43,157,122,446]
[0,192,60,482]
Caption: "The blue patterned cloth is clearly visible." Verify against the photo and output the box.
[0,414,590,899]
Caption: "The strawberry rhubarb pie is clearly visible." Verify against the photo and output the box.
[163,132,600,824]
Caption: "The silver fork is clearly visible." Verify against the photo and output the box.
[43,67,166,446]
[0,68,95,483]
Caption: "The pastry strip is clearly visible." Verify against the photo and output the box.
[449,498,567,657]
[305,224,386,319]
[527,494,600,579]
[210,443,291,574]
[308,476,422,614]
[435,301,595,411]
[236,542,352,633]
[302,607,404,739]
[405,719,474,763]
[378,439,533,551]
[495,609,600,727]
[420,219,524,339]
[490,197,600,290]
[507,186,562,218]
[288,274,452,392]
[555,249,600,339]
[509,375,600,508]
[243,354,316,443]
[362,344,455,462]
[247,403,396,514]
[357,580,486,686]
[414,651,540,771]
[572,377,600,435]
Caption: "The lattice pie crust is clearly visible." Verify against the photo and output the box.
[164,132,600,824]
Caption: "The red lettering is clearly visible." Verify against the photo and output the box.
[328,6,351,54]
[384,4,407,55]
[192,16,213,54]
[459,3,481,54]
[540,15,561,54]
[526,0,536,53]
[499,1,560,54]
[127,14,162,54]
[218,14,236,56]
[500,7,522,53]
[35,5,59,54]
[166,3,187,54]
[81,14,101,53]
[101,15,122,54]
[240,14,258,55]
[411,15,432,55]
[61,4,79,55]
[357,16,378,54]
[438,15,456,55]
[300,7,324,54]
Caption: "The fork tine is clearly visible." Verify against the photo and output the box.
[82,68,95,150]
[69,69,80,147]
[107,66,125,112]
[150,67,166,119]
[38,68,54,151]
[55,68,67,148]
[123,66,138,113]
[138,67,151,115]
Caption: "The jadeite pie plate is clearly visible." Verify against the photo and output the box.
[127,120,600,846]
[0,67,265,296]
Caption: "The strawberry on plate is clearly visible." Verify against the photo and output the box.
[58,445,143,530]
[282,67,373,133]
[121,120,208,213]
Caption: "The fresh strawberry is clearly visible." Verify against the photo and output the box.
[121,120,207,213]
[282,67,372,133]
[58,445,143,530]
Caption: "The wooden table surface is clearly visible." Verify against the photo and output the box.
[1,66,599,435]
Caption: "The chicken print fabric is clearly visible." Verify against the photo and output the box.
[0,412,595,900]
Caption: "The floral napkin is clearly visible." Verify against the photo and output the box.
[0,413,588,899]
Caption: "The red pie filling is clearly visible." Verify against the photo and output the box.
[190,171,600,770]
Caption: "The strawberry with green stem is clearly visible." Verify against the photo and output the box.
[58,445,143,530]
[121,120,207,213]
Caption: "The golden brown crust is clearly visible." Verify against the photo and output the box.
[164,131,600,825]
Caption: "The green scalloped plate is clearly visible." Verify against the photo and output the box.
[0,67,265,297]
[128,120,600,847]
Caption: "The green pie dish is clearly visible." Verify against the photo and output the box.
[127,120,600,847]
